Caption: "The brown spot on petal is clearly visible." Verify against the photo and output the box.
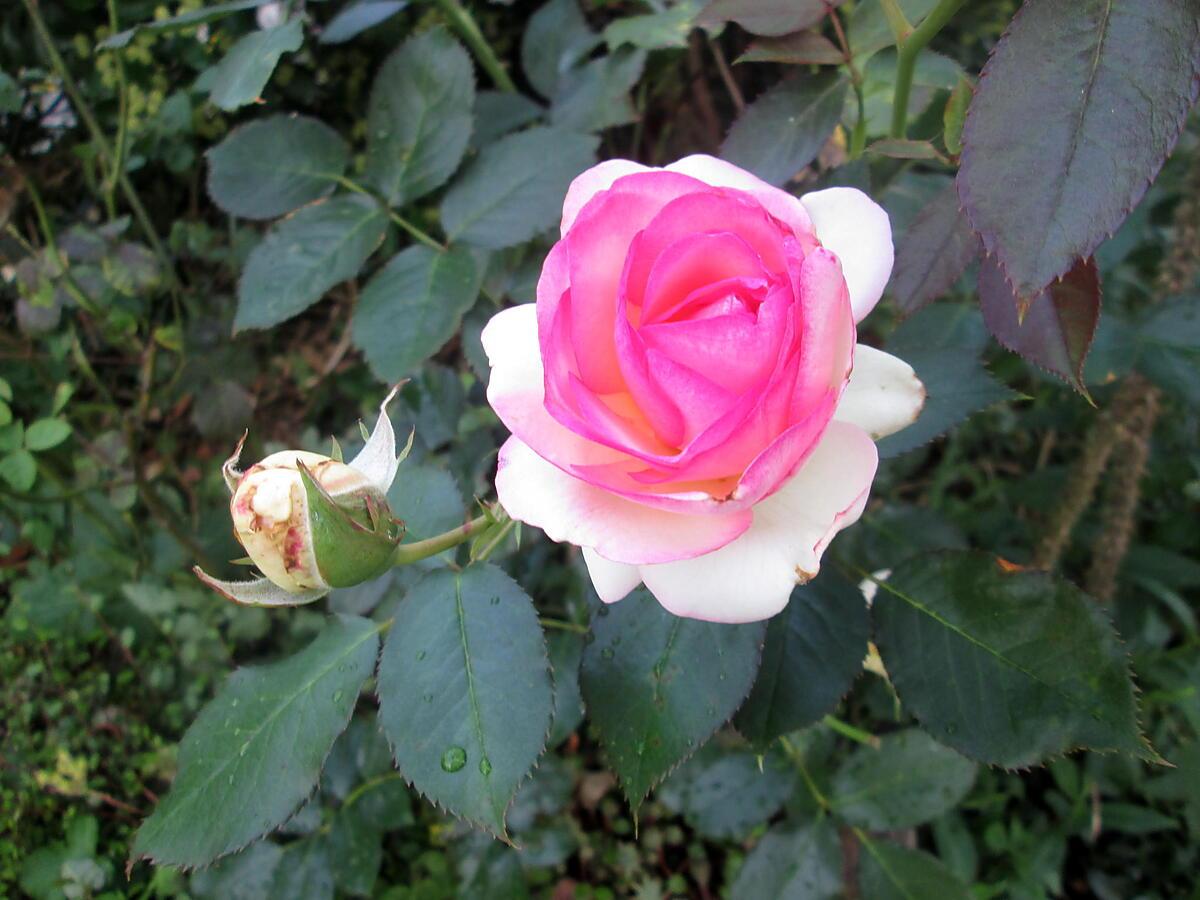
[995,557,1027,574]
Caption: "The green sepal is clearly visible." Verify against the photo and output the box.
[298,463,403,589]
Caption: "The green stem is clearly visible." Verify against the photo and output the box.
[104,0,130,219]
[780,735,831,811]
[391,513,492,565]
[823,714,881,749]
[539,617,589,634]
[889,0,966,139]
[21,0,179,293]
[433,0,517,93]
[828,7,867,159]
[335,176,447,251]
[17,180,101,315]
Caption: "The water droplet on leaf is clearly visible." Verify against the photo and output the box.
[440,746,467,773]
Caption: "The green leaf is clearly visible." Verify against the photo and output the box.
[978,255,1100,394]
[889,181,978,317]
[376,564,553,837]
[441,127,598,249]
[269,836,335,900]
[958,0,1200,301]
[858,839,973,900]
[24,417,72,451]
[721,71,848,187]
[520,0,600,100]
[830,729,976,829]
[208,19,304,112]
[363,27,475,206]
[206,115,350,220]
[326,808,382,896]
[942,75,971,156]
[699,0,845,37]
[132,615,381,867]
[1135,296,1200,407]
[658,745,794,840]
[730,819,842,899]
[605,1,702,50]
[319,1,407,44]
[876,347,1014,458]
[734,572,868,750]
[235,195,388,331]
[190,840,282,899]
[871,551,1154,768]
[737,31,844,66]
[0,449,36,491]
[546,630,585,747]
[549,49,647,133]
[0,71,21,113]
[472,91,544,150]
[351,245,481,382]
[0,400,11,428]
[98,0,270,50]
[867,139,940,160]
[579,589,765,812]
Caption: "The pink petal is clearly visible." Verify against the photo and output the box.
[495,436,752,565]
[665,154,819,249]
[561,159,652,235]
[565,171,713,392]
[800,187,893,322]
[636,421,878,623]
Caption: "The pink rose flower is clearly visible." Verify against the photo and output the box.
[482,155,924,623]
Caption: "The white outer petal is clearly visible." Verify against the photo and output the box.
[494,436,751,565]
[349,385,400,493]
[561,159,653,234]
[194,569,329,606]
[635,422,878,623]
[835,345,926,439]
[583,548,643,604]
[800,187,894,322]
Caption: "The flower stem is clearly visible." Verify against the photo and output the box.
[889,0,966,139]
[391,513,492,566]
[433,0,517,93]
[822,715,881,749]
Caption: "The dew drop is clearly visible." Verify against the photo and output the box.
[416,650,427,661]
[332,689,345,704]
[597,606,610,617]
[423,692,434,703]
[479,757,492,776]
[600,647,615,660]
[239,741,251,757]
[440,746,467,773]
[490,596,501,606]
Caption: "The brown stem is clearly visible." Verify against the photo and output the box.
[1085,375,1160,602]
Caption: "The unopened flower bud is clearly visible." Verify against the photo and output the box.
[230,451,401,593]
[196,389,406,607]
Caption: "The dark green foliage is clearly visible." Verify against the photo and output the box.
[873,551,1151,767]
[376,565,553,836]
[579,590,765,811]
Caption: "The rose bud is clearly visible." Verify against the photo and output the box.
[195,390,406,607]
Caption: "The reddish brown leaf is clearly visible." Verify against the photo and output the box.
[978,256,1100,395]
